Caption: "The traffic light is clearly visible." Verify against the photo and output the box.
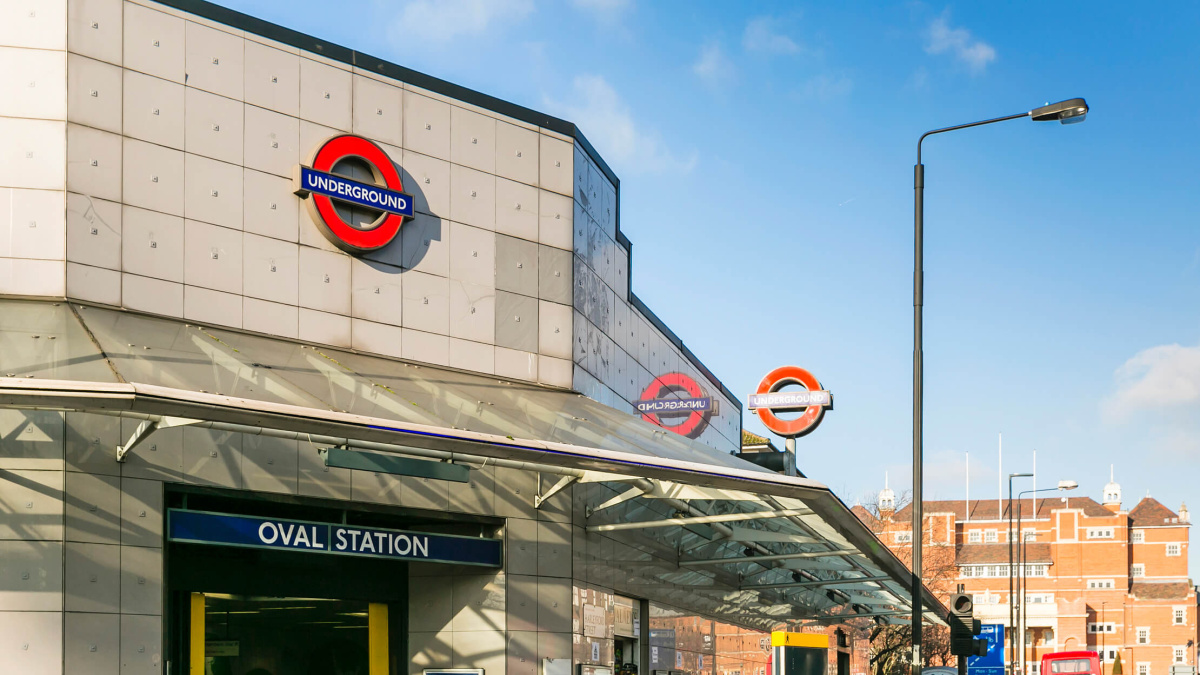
[949,593,988,657]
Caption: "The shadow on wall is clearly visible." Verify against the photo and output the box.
[354,161,440,275]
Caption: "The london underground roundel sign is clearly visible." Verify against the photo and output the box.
[748,365,833,438]
[635,372,717,439]
[293,135,414,253]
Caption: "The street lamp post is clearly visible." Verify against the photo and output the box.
[1008,472,1034,675]
[910,97,1089,675]
[1101,601,1108,673]
[1017,481,1079,675]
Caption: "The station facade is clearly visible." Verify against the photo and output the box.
[0,1,939,673]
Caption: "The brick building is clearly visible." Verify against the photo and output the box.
[852,477,1196,675]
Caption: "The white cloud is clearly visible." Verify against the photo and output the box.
[924,12,996,74]
[1105,343,1200,420]
[692,42,735,87]
[544,75,696,175]
[396,0,534,43]
[743,16,800,55]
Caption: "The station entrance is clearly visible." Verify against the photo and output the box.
[165,486,502,675]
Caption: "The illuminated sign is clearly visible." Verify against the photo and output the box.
[752,366,833,438]
[636,373,717,439]
[293,134,413,253]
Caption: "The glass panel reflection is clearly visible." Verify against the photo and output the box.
[0,300,115,382]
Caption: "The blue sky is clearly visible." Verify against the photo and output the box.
[223,0,1198,554]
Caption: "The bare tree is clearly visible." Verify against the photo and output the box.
[855,489,960,675]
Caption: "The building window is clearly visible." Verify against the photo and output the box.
[1137,664,1149,675]
[1166,543,1180,557]
[896,531,912,544]
[985,529,998,543]
[1027,564,1048,577]
[1132,530,1144,543]
[1031,665,1040,675]
[1026,593,1053,604]
[1173,608,1185,625]
[1088,527,1114,539]
[969,530,982,543]
[1088,623,1116,634]
[1174,648,1185,664]
[1104,650,1119,661]
[1088,579,1115,589]
[1024,529,1036,542]
[1137,628,1149,644]
[1131,564,1144,577]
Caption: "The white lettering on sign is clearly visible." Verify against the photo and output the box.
[257,521,325,549]
[747,390,832,410]
[583,603,607,638]
[333,527,430,558]
[304,171,409,212]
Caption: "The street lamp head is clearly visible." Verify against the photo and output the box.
[1057,480,1079,491]
[1010,472,1035,478]
[1030,98,1089,124]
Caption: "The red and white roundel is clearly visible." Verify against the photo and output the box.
[636,372,715,439]
[293,135,412,253]
[753,365,831,438]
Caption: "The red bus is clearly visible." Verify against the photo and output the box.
[1042,651,1102,675]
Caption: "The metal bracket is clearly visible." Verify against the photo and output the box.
[534,474,577,509]
[115,416,202,462]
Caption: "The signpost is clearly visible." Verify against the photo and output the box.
[968,624,1005,675]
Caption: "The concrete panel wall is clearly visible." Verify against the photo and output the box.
[0,0,742,451]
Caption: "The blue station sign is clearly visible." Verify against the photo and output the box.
[168,509,502,567]
[967,623,1005,675]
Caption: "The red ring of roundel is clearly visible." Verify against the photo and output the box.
[754,365,826,438]
[310,135,407,252]
[639,372,710,439]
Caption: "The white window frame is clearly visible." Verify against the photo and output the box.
[1088,579,1115,589]
[1166,543,1181,557]
[1172,607,1185,625]
[1087,527,1114,539]
[896,531,912,544]
[1131,563,1144,577]
[1088,623,1116,634]
[1174,648,1185,664]
[1137,663,1149,675]
[1023,528,1036,542]
[1132,530,1144,543]
[1137,627,1150,644]
[985,529,998,543]
[969,530,982,543]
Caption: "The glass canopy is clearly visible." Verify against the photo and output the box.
[0,299,944,630]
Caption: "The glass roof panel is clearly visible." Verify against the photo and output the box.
[69,303,762,469]
[0,301,116,382]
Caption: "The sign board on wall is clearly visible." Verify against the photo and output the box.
[614,597,635,637]
[583,603,607,638]
[168,510,501,567]
[294,135,414,253]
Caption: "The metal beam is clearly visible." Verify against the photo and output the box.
[679,549,861,567]
[535,474,577,509]
[115,416,201,462]
[586,508,813,532]
[743,575,892,591]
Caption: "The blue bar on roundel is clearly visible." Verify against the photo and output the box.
[298,167,414,217]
